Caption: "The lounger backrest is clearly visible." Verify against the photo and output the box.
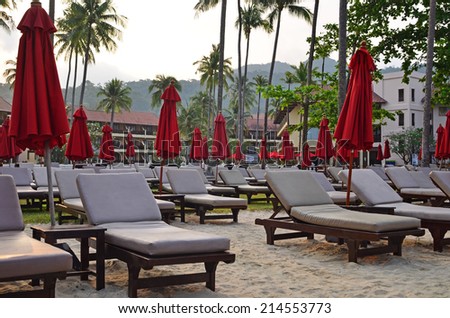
[265,170,333,211]
[153,166,176,183]
[367,166,390,181]
[55,168,95,200]
[99,168,136,174]
[32,166,60,188]
[385,166,419,189]
[429,171,450,197]
[310,171,336,192]
[326,167,343,183]
[338,169,403,206]
[409,171,436,189]
[0,175,24,231]
[219,169,248,185]
[0,167,32,186]
[77,172,161,225]
[166,169,208,194]
[180,166,209,184]
[137,167,156,179]
[248,168,266,181]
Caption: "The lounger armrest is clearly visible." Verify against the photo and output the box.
[345,205,395,215]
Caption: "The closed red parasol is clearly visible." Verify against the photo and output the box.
[233,140,244,163]
[315,115,334,166]
[65,106,93,163]
[376,144,384,161]
[384,139,391,159]
[125,131,135,162]
[259,138,268,163]
[434,124,445,160]
[155,81,181,193]
[301,143,312,169]
[441,111,450,158]
[201,136,209,161]
[9,2,70,225]
[0,116,22,162]
[211,112,230,160]
[99,124,114,162]
[281,131,294,162]
[190,127,203,161]
[334,41,375,205]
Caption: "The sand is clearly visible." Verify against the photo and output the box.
[2,209,450,298]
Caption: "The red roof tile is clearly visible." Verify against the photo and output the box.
[83,109,159,126]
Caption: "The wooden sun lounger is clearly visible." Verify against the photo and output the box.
[255,170,424,263]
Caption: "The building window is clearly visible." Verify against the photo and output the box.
[398,89,404,102]
[411,113,415,126]
[398,112,404,126]
[411,89,415,102]
[440,107,450,116]
[373,126,381,142]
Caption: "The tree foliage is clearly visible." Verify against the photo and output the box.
[387,128,423,165]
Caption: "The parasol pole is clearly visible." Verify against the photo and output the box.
[44,140,56,226]
[345,150,354,206]
[159,159,164,194]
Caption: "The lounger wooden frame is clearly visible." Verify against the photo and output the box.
[90,239,235,297]
[184,202,243,224]
[0,271,67,298]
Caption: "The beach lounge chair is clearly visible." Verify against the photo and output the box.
[166,169,247,224]
[76,172,235,297]
[367,166,394,187]
[326,166,345,189]
[310,171,359,205]
[0,175,72,297]
[247,168,268,185]
[180,166,237,196]
[429,171,450,204]
[55,169,177,225]
[32,166,61,199]
[385,166,446,206]
[255,170,424,263]
[218,169,273,203]
[339,169,450,252]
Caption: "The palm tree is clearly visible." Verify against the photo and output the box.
[253,74,268,140]
[0,0,16,32]
[338,0,347,113]
[194,0,228,113]
[70,0,127,106]
[261,0,312,151]
[96,78,132,130]
[422,0,437,167]
[148,75,181,110]
[3,59,16,89]
[178,92,211,139]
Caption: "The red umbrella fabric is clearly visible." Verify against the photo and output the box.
[269,151,280,159]
[125,131,135,160]
[259,138,268,162]
[211,112,230,160]
[315,116,334,161]
[301,143,312,169]
[435,124,445,160]
[99,124,114,162]
[281,131,294,162]
[441,110,450,158]
[335,143,359,163]
[0,116,22,161]
[65,106,93,162]
[383,139,391,159]
[418,147,422,161]
[155,81,181,159]
[9,3,69,152]
[190,127,203,161]
[376,144,384,161]
[9,2,70,226]
[233,140,244,162]
[334,41,375,205]
[201,136,209,161]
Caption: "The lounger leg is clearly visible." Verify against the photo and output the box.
[43,277,58,298]
[231,209,239,222]
[388,236,404,256]
[204,262,219,291]
[262,225,276,245]
[127,265,141,298]
[346,240,359,263]
[427,226,447,252]
[198,207,206,224]
[246,194,252,204]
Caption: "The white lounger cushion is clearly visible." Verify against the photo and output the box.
[184,193,247,207]
[311,172,358,204]
[100,221,230,256]
[0,231,72,279]
[430,171,450,196]
[290,204,420,233]
[55,168,95,200]
[399,187,446,197]
[166,169,208,194]
[376,202,450,221]
[385,167,419,188]
[63,198,85,211]
[0,175,24,231]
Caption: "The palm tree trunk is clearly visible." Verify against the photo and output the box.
[422,0,436,167]
[64,48,73,104]
[71,53,79,115]
[217,0,227,112]
[48,0,55,43]
[256,92,261,140]
[302,0,320,147]
[79,28,92,106]
[338,0,347,113]
[237,0,244,143]
[110,109,115,131]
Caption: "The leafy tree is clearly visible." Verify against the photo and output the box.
[253,74,268,140]
[148,75,181,110]
[0,0,16,32]
[387,128,423,165]
[178,92,212,140]
[96,78,132,130]
[2,59,15,89]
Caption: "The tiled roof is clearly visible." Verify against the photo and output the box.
[83,108,159,126]
[0,97,11,112]
[246,114,279,130]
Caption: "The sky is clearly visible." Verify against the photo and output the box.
[0,0,342,86]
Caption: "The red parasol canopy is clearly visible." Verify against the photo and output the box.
[65,106,93,162]
[125,131,135,160]
[376,144,384,161]
[201,136,209,161]
[211,112,230,160]
[99,124,114,162]
[233,140,244,162]
[383,139,391,159]
[155,81,181,159]
[441,110,450,158]
[334,41,375,205]
[281,131,294,162]
[259,138,268,162]
[0,116,22,161]
[190,127,203,161]
[9,2,70,226]
[315,116,334,161]
[301,143,312,169]
[335,143,359,163]
[434,124,445,160]
[269,151,280,159]
[418,147,422,161]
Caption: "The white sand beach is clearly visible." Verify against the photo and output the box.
[2,209,450,298]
